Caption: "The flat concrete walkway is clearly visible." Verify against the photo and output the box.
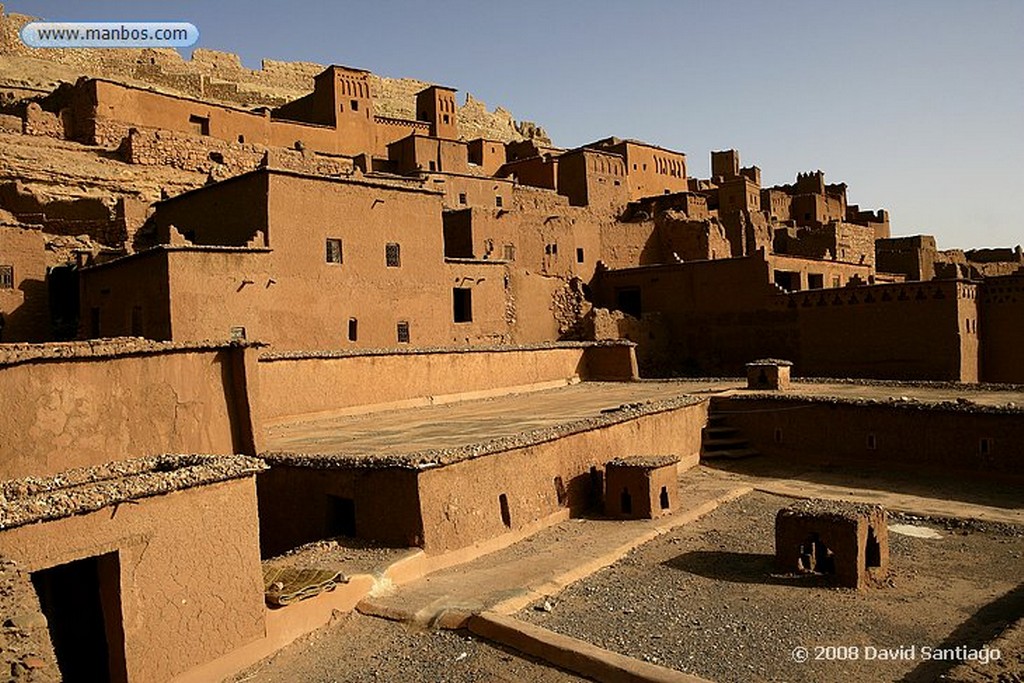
[357,467,751,626]
[266,381,728,454]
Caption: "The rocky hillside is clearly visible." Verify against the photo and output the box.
[0,4,549,144]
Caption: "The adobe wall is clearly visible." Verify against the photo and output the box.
[257,342,637,423]
[979,273,1024,383]
[711,395,1024,479]
[416,398,707,552]
[0,223,48,341]
[782,280,977,381]
[0,341,254,478]
[444,260,512,345]
[0,477,265,682]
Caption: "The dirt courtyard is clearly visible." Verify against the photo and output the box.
[519,491,1024,683]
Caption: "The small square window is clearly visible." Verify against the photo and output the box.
[459,193,467,205]
[495,195,503,208]
[576,247,585,263]
[188,114,210,136]
[230,326,247,341]
[397,320,410,343]
[347,318,358,342]
[351,99,359,111]
[386,243,401,267]
[326,238,343,264]
[503,244,516,261]
[429,161,436,171]
[0,264,12,289]
[443,114,450,124]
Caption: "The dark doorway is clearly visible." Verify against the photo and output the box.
[615,287,642,318]
[47,265,79,340]
[453,287,473,323]
[32,553,126,683]
[660,486,670,510]
[326,495,356,537]
[620,488,633,515]
[499,493,511,528]
[866,526,881,568]
[797,533,835,575]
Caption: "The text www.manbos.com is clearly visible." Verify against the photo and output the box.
[20,22,199,48]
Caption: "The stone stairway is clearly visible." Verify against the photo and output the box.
[700,411,760,460]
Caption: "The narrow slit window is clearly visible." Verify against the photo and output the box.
[386,243,401,268]
[326,238,343,264]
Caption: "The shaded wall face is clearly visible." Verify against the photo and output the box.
[787,281,975,381]
[416,401,707,552]
[153,173,269,247]
[979,275,1024,382]
[0,479,265,682]
[0,226,49,342]
[713,396,1024,479]
[0,348,241,479]
[257,466,422,556]
[81,251,172,340]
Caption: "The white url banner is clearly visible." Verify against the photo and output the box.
[20,22,199,48]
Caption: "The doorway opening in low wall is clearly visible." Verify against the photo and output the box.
[620,488,632,515]
[327,495,356,537]
[499,493,511,528]
[866,526,882,568]
[31,552,127,683]
[554,476,567,506]
[660,486,670,510]
[797,533,835,575]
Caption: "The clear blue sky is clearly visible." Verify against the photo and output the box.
[11,0,1024,249]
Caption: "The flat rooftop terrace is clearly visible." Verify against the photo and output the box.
[264,380,719,458]
[263,379,1024,465]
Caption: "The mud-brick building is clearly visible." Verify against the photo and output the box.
[80,168,513,349]
[0,454,267,683]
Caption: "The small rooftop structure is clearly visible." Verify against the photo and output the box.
[746,358,793,390]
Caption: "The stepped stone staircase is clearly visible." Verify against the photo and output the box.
[701,410,761,460]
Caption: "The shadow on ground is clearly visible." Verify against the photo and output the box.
[705,458,1024,511]
[662,550,837,588]
[899,582,1024,683]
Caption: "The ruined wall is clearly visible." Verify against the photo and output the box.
[122,127,354,178]
[0,342,253,478]
[416,399,706,552]
[257,343,637,424]
[875,235,937,281]
[0,477,265,682]
[712,395,1024,479]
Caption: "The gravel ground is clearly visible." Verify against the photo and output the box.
[228,612,588,683]
[519,491,1024,683]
